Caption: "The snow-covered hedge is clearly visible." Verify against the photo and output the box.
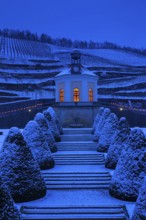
[34,112,57,152]
[132,177,146,219]
[47,107,63,134]
[0,127,46,202]
[109,128,146,201]
[97,113,118,152]
[93,108,111,142]
[92,107,104,134]
[105,117,130,169]
[0,177,21,220]
[43,110,61,142]
[23,120,55,169]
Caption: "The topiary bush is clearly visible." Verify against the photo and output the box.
[0,127,46,202]
[132,176,146,219]
[34,112,57,152]
[47,107,63,134]
[0,177,21,220]
[97,113,118,152]
[93,108,111,142]
[105,117,130,169]
[92,107,104,134]
[23,120,55,169]
[109,128,146,201]
[43,110,61,142]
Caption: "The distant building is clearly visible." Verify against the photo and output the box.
[55,50,98,102]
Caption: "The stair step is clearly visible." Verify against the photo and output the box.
[63,128,92,134]
[61,135,92,142]
[21,205,128,220]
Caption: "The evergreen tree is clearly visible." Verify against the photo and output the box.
[47,107,63,134]
[92,107,105,134]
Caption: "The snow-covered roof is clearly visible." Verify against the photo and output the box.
[55,67,97,77]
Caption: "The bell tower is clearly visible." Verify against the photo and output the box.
[71,50,81,74]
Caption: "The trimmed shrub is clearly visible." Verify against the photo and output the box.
[93,108,111,142]
[105,117,130,169]
[43,110,61,142]
[34,113,57,152]
[23,120,55,169]
[97,113,118,152]
[0,127,46,202]
[0,177,21,220]
[109,128,146,201]
[47,107,63,134]
[132,176,146,219]
[92,107,104,134]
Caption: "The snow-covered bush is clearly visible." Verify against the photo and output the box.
[47,107,63,134]
[93,108,111,142]
[43,110,61,142]
[23,120,55,169]
[97,113,118,152]
[0,127,46,202]
[132,176,146,219]
[109,128,146,201]
[0,177,21,220]
[105,117,130,169]
[92,107,104,134]
[34,113,57,152]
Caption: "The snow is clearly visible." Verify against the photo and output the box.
[97,113,118,152]
[105,117,130,169]
[47,107,63,134]
[92,107,104,134]
[43,110,61,142]
[34,112,58,152]
[0,127,46,202]
[109,128,146,201]
[23,120,55,169]
[93,108,111,142]
[56,67,96,77]
[132,176,146,219]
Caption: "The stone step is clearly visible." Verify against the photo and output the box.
[21,205,128,220]
[63,128,92,135]
[41,172,111,189]
[57,142,97,151]
[61,135,92,142]
[53,154,104,165]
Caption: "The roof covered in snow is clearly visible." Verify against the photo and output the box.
[55,67,97,77]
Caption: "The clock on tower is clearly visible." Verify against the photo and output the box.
[71,50,81,74]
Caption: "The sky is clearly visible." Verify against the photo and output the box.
[0,0,146,48]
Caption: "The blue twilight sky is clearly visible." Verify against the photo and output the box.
[0,0,146,48]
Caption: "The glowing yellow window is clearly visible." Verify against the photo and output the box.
[59,89,64,102]
[89,89,93,102]
[73,88,80,102]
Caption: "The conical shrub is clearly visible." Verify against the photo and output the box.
[23,120,55,169]
[0,127,46,202]
[105,117,130,169]
[97,113,118,152]
[109,128,146,201]
[132,176,146,220]
[93,108,111,142]
[92,107,104,134]
[34,112,57,152]
[0,177,21,220]
[43,110,61,142]
[47,107,63,134]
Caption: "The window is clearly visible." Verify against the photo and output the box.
[89,89,93,102]
[73,88,80,102]
[59,89,64,102]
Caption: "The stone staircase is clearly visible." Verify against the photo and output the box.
[21,128,129,220]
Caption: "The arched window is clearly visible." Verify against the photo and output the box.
[89,89,93,102]
[73,88,80,102]
[59,89,64,102]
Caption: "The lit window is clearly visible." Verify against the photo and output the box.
[73,88,80,102]
[89,89,93,102]
[59,89,64,102]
